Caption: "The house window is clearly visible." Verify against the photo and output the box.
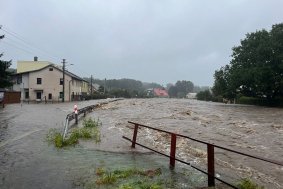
[59,92,63,98]
[49,68,53,71]
[48,93,52,100]
[36,92,42,99]
[25,91,29,99]
[60,78,63,85]
[17,76,22,84]
[37,78,42,84]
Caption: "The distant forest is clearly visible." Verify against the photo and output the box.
[83,77,209,98]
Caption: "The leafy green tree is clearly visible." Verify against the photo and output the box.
[213,23,283,104]
[175,80,194,95]
[168,80,194,98]
[0,35,12,88]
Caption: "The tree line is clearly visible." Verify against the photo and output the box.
[84,77,208,99]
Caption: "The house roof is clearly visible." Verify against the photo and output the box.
[13,64,88,82]
[153,88,169,97]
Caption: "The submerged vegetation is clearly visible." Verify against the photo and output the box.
[237,178,264,189]
[46,117,101,148]
[84,167,164,189]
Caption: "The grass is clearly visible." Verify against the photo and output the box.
[93,167,164,188]
[237,178,264,189]
[46,117,101,148]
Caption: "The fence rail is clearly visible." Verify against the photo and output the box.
[123,121,283,188]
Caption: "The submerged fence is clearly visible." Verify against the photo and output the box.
[123,121,283,188]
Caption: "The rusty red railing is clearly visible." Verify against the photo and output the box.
[122,121,283,188]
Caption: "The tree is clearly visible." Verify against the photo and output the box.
[168,80,194,98]
[168,86,178,97]
[212,23,283,104]
[175,80,194,95]
[196,90,213,101]
[0,35,12,88]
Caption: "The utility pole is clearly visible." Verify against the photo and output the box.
[104,78,106,94]
[62,59,66,102]
[90,75,93,97]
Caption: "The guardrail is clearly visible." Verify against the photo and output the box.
[123,121,283,188]
[62,99,122,139]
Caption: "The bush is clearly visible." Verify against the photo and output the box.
[47,117,101,148]
[83,117,101,128]
[46,129,79,148]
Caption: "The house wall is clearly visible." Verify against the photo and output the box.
[28,66,72,101]
[70,80,82,101]
[81,81,89,95]
[12,73,30,100]
[13,62,85,102]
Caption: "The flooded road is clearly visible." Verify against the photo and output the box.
[0,99,282,188]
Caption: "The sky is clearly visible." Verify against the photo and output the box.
[1,0,283,87]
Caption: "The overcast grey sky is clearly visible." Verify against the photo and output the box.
[1,0,283,86]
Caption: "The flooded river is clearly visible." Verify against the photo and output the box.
[0,99,282,188]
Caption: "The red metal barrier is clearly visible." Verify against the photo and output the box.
[123,121,283,189]
[170,133,177,168]
[132,124,139,148]
[207,144,215,187]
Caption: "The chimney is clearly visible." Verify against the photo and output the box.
[34,56,38,61]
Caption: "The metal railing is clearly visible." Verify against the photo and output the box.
[62,99,122,139]
[123,121,283,188]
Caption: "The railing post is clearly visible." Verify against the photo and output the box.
[75,114,78,124]
[131,124,139,148]
[207,144,215,187]
[170,133,177,168]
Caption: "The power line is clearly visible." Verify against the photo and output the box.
[0,25,61,61]
[1,25,61,59]
[3,36,59,62]
[1,40,37,56]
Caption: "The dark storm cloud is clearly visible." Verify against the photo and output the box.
[1,0,283,86]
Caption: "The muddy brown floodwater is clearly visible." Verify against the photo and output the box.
[0,98,282,189]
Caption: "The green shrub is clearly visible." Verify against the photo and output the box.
[54,133,64,148]
[83,117,101,128]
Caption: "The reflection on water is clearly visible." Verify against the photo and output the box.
[0,99,282,188]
